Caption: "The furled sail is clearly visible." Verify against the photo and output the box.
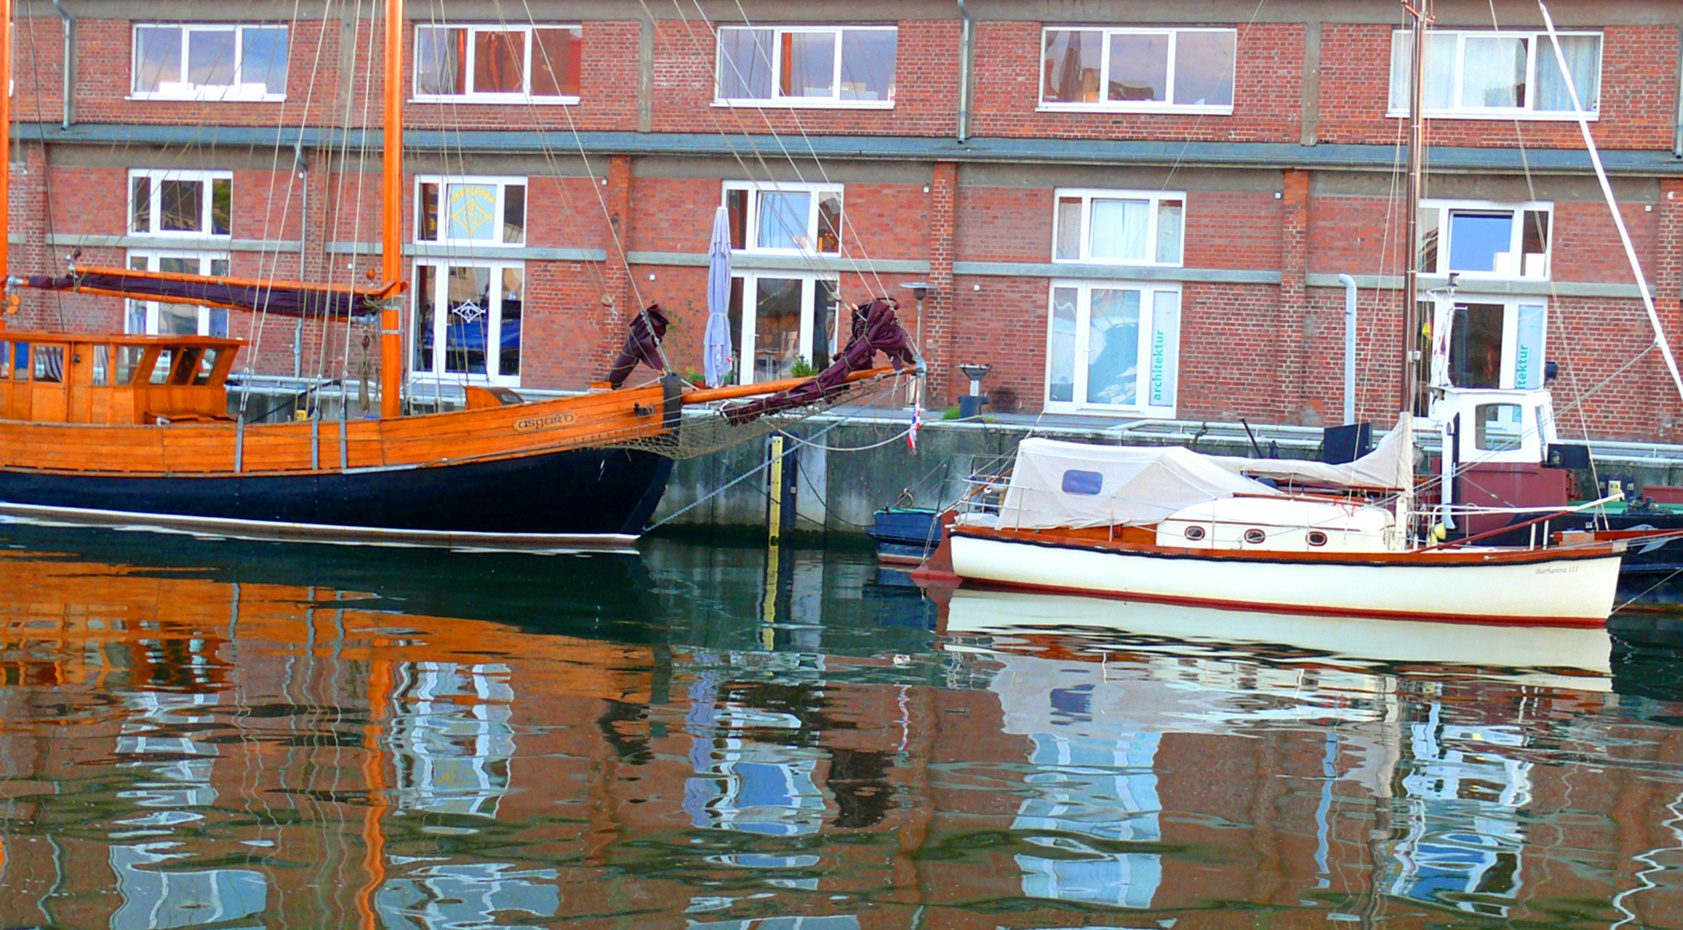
[22,265,397,319]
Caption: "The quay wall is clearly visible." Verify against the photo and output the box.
[656,413,1683,539]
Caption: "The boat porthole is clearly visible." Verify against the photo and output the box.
[1243,528,1267,545]
[1307,530,1328,547]
[1184,525,1206,541]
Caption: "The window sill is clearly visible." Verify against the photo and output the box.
[1386,108,1598,122]
[411,95,580,106]
[713,99,894,110]
[128,92,286,103]
[1036,104,1233,116]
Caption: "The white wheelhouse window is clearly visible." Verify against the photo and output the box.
[1389,29,1601,119]
[415,176,526,246]
[1046,281,1180,416]
[715,26,896,107]
[1417,200,1551,280]
[723,182,843,256]
[131,24,288,101]
[1053,189,1184,266]
[129,170,232,238]
[413,24,581,102]
[1041,27,1235,113]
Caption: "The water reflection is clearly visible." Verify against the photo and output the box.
[0,519,1680,928]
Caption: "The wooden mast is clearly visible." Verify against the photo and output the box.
[0,0,12,299]
[1400,0,1430,416]
[379,0,405,418]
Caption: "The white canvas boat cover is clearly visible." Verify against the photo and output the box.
[1206,413,1414,491]
[995,438,1283,530]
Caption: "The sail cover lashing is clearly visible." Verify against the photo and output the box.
[22,267,390,319]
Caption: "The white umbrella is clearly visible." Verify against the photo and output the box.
[703,205,734,387]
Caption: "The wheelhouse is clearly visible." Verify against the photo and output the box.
[0,330,243,424]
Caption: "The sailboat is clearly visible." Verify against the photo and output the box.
[0,0,920,548]
[913,0,1624,626]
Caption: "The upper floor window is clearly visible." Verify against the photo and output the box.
[716,26,896,107]
[132,24,287,101]
[723,182,843,255]
[1418,200,1551,280]
[130,170,231,237]
[1389,29,1601,118]
[1054,190,1184,266]
[414,25,581,102]
[1041,27,1235,112]
[416,176,527,246]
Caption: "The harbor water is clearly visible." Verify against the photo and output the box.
[0,518,1681,928]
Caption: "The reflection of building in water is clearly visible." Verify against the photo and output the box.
[390,661,515,818]
[1386,702,1532,920]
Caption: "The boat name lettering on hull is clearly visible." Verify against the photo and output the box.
[1535,564,1579,575]
[515,412,577,431]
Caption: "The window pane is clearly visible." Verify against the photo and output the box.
[1156,200,1183,264]
[1107,33,1168,103]
[1417,206,1441,272]
[1536,34,1598,111]
[531,27,581,97]
[187,29,237,88]
[501,268,523,376]
[243,27,288,95]
[1423,33,1457,110]
[446,183,498,241]
[1087,289,1139,406]
[160,304,198,336]
[413,264,436,372]
[1475,403,1523,450]
[816,193,841,254]
[1520,209,1548,277]
[445,265,492,374]
[757,191,811,250]
[754,277,803,382]
[1451,302,1504,388]
[839,30,895,101]
[1054,196,1081,260]
[1049,287,1077,403]
[1149,290,1179,407]
[131,176,151,233]
[1173,32,1234,106]
[416,27,464,95]
[474,31,524,93]
[33,345,63,383]
[1088,199,1148,261]
[812,279,838,369]
[1447,212,1514,273]
[211,178,231,236]
[1459,36,1526,108]
[782,31,836,98]
[134,27,182,93]
[419,182,440,241]
[159,180,204,233]
[1043,30,1101,103]
[718,28,774,99]
[725,188,748,249]
[503,184,526,245]
[1515,303,1545,389]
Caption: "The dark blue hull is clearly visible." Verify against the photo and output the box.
[0,446,673,546]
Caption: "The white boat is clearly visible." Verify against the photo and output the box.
[918,2,1624,626]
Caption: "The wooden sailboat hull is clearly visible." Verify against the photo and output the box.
[0,381,684,548]
[948,527,1624,626]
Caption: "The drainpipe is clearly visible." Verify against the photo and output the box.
[52,0,72,129]
[1338,273,1357,425]
[955,0,971,142]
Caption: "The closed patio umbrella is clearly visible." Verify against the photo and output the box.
[703,205,734,387]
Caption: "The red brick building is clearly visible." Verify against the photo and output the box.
[7,0,1682,441]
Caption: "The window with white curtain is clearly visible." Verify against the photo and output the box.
[1053,189,1183,266]
[1389,29,1600,118]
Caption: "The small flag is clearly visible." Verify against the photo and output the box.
[907,403,922,452]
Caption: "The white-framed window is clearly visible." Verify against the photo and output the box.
[412,262,524,385]
[1041,27,1235,112]
[723,182,843,255]
[415,175,526,246]
[1389,29,1601,118]
[125,251,231,339]
[413,24,581,102]
[1053,189,1184,266]
[728,273,840,385]
[131,24,287,101]
[130,170,232,238]
[716,26,896,107]
[1418,200,1551,280]
[1420,296,1547,393]
[1046,281,1180,416]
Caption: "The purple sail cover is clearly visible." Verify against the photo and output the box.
[25,271,374,319]
[723,297,917,424]
[605,304,670,389]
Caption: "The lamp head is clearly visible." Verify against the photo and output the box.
[899,281,930,301]
[959,363,991,381]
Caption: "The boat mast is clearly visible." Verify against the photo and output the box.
[379,0,405,418]
[1399,0,1430,416]
[0,0,11,304]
